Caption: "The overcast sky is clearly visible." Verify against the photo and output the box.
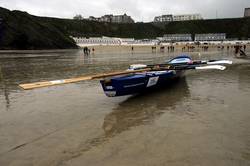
[0,0,250,22]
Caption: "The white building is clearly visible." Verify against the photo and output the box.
[154,15,173,22]
[73,37,121,46]
[244,8,250,17]
[111,14,134,23]
[154,14,202,22]
[195,33,226,41]
[119,38,135,44]
[131,39,159,45]
[173,14,202,21]
[88,16,100,21]
[73,37,160,46]
[162,34,192,41]
[88,14,134,23]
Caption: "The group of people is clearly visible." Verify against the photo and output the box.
[83,47,95,55]
[167,46,175,52]
[181,46,197,52]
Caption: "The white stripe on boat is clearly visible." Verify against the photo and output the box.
[124,82,145,88]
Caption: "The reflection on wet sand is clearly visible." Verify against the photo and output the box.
[103,78,190,137]
[79,62,250,157]
[72,78,190,156]
[238,64,250,90]
[0,66,10,110]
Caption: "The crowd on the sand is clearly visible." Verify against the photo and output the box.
[82,44,248,57]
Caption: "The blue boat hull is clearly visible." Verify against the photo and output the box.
[100,70,184,97]
[100,55,192,97]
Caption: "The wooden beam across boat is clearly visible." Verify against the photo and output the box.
[19,68,152,90]
[19,62,228,90]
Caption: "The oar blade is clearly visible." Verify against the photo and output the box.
[19,81,56,90]
[195,65,226,71]
[207,60,233,65]
[19,76,93,90]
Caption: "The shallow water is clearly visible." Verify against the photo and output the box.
[0,49,250,166]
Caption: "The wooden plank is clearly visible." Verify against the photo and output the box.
[19,68,151,90]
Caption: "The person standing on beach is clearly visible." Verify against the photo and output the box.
[88,48,91,55]
[234,45,240,55]
[152,46,156,53]
[244,45,246,51]
[83,47,90,55]
[83,47,87,55]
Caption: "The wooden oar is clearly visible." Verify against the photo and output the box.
[19,64,226,90]
[19,68,152,90]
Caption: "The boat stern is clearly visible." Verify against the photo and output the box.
[100,79,117,97]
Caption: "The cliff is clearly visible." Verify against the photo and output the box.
[0,7,249,50]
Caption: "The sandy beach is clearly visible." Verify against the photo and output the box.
[0,48,250,166]
[78,43,250,55]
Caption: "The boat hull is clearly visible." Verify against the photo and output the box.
[100,70,184,97]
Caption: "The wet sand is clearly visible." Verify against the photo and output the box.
[0,48,250,166]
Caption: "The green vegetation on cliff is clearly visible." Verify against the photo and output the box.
[159,18,250,39]
[0,7,77,49]
[37,17,163,39]
[0,7,250,50]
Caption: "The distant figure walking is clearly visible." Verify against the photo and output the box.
[240,49,247,56]
[235,45,247,57]
[152,46,156,53]
[234,45,240,55]
[83,47,89,55]
[171,46,175,52]
[160,46,165,52]
[182,47,186,52]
